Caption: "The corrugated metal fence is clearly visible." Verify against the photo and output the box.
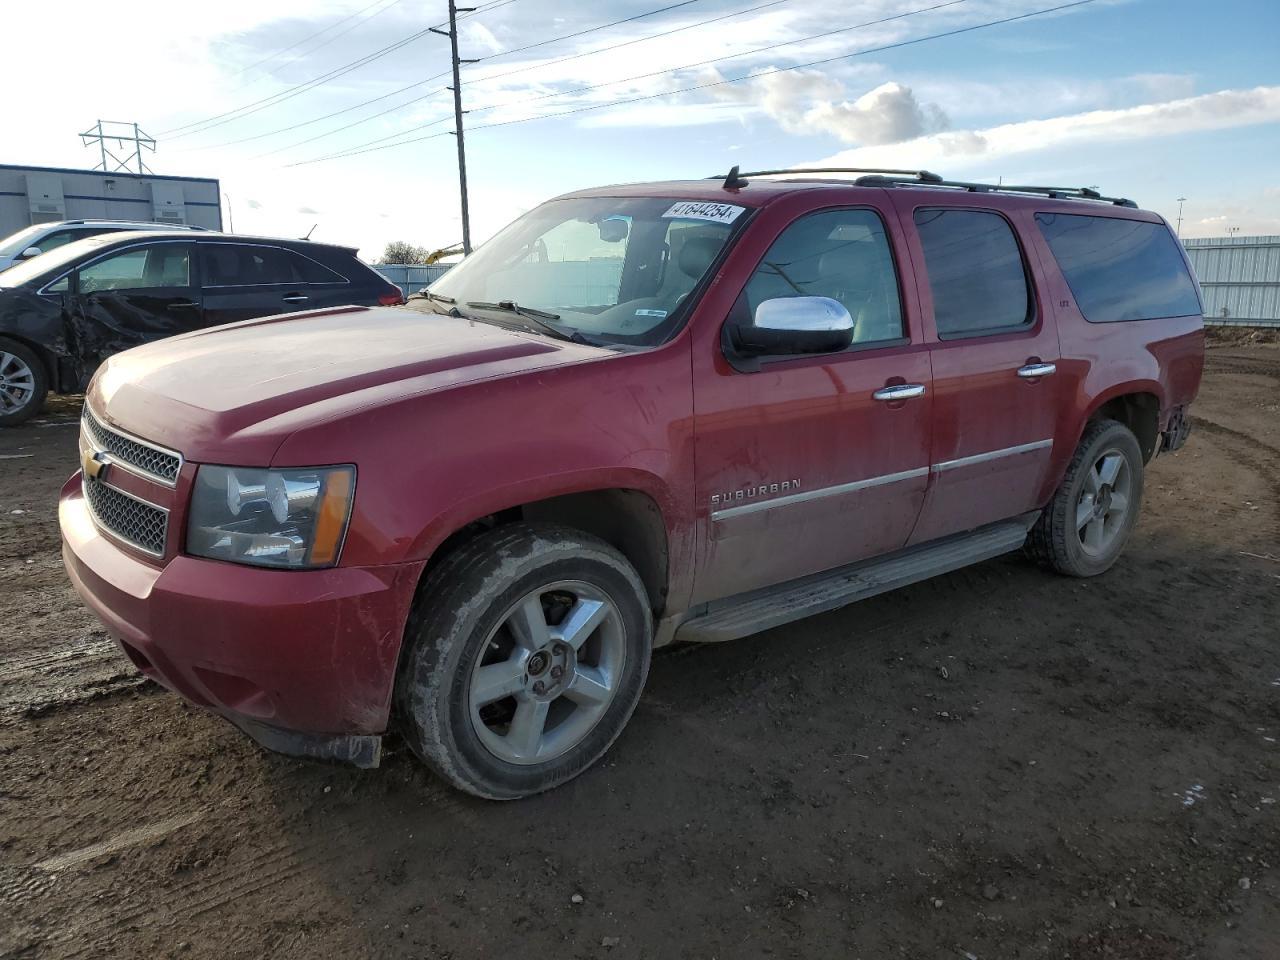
[373,263,453,298]
[1183,236,1280,328]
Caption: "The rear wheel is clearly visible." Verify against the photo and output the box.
[396,523,652,799]
[0,338,47,427]
[1027,419,1145,577]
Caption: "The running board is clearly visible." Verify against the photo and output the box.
[675,517,1035,644]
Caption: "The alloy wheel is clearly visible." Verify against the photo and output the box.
[468,580,625,765]
[0,351,36,415]
[1075,448,1132,557]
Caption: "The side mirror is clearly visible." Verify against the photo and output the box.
[736,296,854,356]
[20,246,42,260]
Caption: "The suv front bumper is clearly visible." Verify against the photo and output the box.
[59,473,423,765]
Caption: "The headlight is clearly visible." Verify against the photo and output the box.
[187,465,355,569]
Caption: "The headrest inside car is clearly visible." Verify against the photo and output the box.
[678,236,723,279]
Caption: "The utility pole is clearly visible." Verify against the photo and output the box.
[1227,225,1240,239]
[1175,196,1186,237]
[431,1,478,254]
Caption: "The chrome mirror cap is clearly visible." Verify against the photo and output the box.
[736,296,855,357]
[753,296,854,333]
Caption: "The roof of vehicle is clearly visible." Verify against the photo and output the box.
[563,168,1161,220]
[40,219,208,230]
[65,230,359,254]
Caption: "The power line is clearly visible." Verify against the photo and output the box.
[261,0,411,78]
[159,0,522,140]
[226,0,395,81]
[288,0,1097,167]
[468,0,790,88]
[480,0,975,118]
[265,0,803,162]
[254,87,452,156]
[289,0,971,163]
[160,27,438,139]
[201,0,710,154]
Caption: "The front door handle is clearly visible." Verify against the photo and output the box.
[872,383,926,402]
[167,300,199,310]
[1017,362,1057,379]
[282,293,309,304]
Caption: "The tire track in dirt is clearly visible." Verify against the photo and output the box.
[1204,351,1280,382]
[1192,416,1280,509]
[0,636,146,722]
[26,772,487,957]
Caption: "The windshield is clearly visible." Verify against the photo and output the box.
[0,224,48,259]
[428,196,747,346]
[0,233,121,289]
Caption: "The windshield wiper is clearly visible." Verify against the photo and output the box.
[462,300,595,345]
[410,289,461,316]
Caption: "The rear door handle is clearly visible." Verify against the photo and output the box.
[872,383,926,402]
[282,293,309,304]
[1017,362,1057,379]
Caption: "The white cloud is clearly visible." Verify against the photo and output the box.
[707,72,947,145]
[801,81,949,145]
[809,86,1280,168]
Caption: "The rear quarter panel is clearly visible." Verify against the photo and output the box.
[1022,210,1204,500]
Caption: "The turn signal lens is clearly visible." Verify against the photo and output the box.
[308,469,354,566]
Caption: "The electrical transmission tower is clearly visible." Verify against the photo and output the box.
[80,120,156,174]
[430,0,477,254]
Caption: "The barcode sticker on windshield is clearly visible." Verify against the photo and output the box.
[663,201,745,224]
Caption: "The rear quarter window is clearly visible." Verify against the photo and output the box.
[1035,213,1202,322]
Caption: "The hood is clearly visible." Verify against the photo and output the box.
[89,304,608,464]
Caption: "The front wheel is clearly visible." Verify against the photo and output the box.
[0,338,48,427]
[396,523,652,799]
[1027,419,1145,577]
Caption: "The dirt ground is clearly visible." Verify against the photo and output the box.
[1,343,1277,960]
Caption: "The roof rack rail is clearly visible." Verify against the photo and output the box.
[712,166,944,190]
[853,173,1137,208]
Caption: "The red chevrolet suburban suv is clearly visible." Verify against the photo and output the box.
[59,168,1204,798]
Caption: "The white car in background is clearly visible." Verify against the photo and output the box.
[0,220,208,273]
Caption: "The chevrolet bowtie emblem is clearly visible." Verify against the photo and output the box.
[82,449,110,481]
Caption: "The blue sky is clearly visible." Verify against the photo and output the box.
[5,0,1278,258]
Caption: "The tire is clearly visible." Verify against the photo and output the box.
[0,337,48,427]
[396,522,652,799]
[1027,418,1145,577]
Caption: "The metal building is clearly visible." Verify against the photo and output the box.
[0,163,221,238]
[1183,235,1280,328]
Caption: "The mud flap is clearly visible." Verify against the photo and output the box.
[1161,406,1192,452]
[226,714,383,768]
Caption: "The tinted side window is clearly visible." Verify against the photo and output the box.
[201,245,297,286]
[1035,213,1202,322]
[914,209,1031,336]
[79,245,190,292]
[744,209,903,344]
[33,229,85,253]
[291,252,345,283]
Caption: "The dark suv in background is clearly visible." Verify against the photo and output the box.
[0,231,403,424]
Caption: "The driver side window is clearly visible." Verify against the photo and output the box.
[745,209,904,345]
[77,245,191,293]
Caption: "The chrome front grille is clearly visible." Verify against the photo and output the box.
[83,477,169,556]
[81,407,182,485]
